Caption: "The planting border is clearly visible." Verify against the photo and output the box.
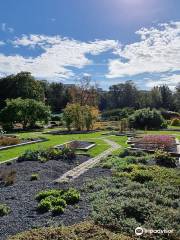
[0,138,48,151]
[54,140,96,151]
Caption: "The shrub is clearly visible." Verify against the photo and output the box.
[132,171,153,183]
[37,199,52,213]
[52,206,64,215]
[36,188,80,214]
[0,136,20,146]
[61,146,76,160]
[0,169,16,186]
[171,118,180,126]
[62,188,80,204]
[43,148,63,160]
[129,108,165,130]
[154,150,176,168]
[35,189,62,201]
[17,150,40,162]
[30,173,39,181]
[0,204,11,217]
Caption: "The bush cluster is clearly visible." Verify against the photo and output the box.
[154,150,176,168]
[36,188,80,215]
[171,118,180,126]
[129,108,166,130]
[17,146,76,162]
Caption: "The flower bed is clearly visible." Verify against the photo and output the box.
[55,141,96,151]
[133,135,177,152]
[0,136,47,151]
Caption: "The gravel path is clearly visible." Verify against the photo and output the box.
[55,138,120,183]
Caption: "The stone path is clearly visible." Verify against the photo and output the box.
[54,138,120,183]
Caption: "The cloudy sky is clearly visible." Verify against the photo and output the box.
[0,0,180,89]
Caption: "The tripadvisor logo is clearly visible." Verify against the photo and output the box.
[135,227,174,236]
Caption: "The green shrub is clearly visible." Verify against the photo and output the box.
[17,150,40,162]
[36,188,80,214]
[52,206,65,215]
[37,199,52,213]
[30,173,39,181]
[35,189,62,201]
[171,118,180,126]
[61,147,76,160]
[154,150,176,168]
[43,148,63,160]
[0,204,11,217]
[129,108,165,130]
[62,188,80,204]
[132,171,153,183]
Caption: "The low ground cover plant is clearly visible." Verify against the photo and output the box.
[0,203,11,217]
[36,188,80,214]
[84,176,179,240]
[9,221,132,240]
[90,149,180,239]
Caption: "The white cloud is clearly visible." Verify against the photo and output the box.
[1,23,14,33]
[107,21,180,79]
[145,74,180,90]
[0,35,118,80]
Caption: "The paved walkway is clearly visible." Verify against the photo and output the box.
[54,138,120,183]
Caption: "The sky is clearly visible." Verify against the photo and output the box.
[0,0,180,90]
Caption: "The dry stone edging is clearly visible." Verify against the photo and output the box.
[54,138,120,183]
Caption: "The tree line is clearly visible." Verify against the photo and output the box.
[0,72,179,113]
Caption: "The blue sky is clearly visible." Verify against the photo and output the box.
[0,0,180,89]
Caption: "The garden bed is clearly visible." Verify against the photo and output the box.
[0,136,47,151]
[0,157,110,239]
[128,135,178,153]
[55,140,96,151]
[43,130,99,135]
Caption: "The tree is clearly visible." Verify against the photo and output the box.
[69,75,98,106]
[108,81,139,109]
[63,103,99,131]
[45,82,70,113]
[0,98,51,130]
[174,83,180,112]
[159,85,174,110]
[0,72,45,109]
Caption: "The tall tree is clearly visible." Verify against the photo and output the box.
[69,76,98,106]
[174,83,180,112]
[159,85,174,110]
[0,72,45,109]
[108,81,139,109]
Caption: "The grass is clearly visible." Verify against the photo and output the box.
[0,130,111,162]
[0,128,179,163]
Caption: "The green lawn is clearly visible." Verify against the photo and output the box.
[0,130,111,162]
[0,128,179,163]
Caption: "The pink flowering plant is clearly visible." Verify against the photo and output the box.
[135,135,175,151]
